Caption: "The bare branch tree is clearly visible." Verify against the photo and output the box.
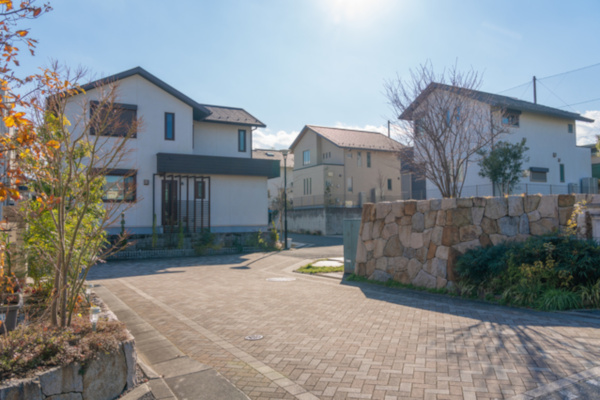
[385,62,511,198]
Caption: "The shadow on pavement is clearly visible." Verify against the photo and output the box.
[342,278,600,387]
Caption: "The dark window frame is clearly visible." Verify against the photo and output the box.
[238,129,247,152]
[502,109,521,127]
[367,152,371,168]
[165,112,175,141]
[387,178,392,190]
[568,123,574,134]
[560,164,565,183]
[89,101,137,138]
[529,167,549,183]
[101,169,137,203]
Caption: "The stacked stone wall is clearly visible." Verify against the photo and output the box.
[355,194,600,289]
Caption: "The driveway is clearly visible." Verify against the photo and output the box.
[88,248,600,399]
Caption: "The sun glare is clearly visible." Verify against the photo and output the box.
[324,0,389,24]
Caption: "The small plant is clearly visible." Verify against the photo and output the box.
[177,222,184,249]
[194,229,218,255]
[535,289,582,311]
[296,263,343,274]
[269,221,279,247]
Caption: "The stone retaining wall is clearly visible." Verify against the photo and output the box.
[355,194,600,289]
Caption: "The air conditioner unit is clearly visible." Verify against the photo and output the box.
[581,177,598,194]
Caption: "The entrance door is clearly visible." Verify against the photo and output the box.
[162,179,178,228]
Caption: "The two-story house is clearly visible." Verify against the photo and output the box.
[400,83,595,198]
[289,125,408,208]
[66,67,279,234]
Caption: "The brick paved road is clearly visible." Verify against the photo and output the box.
[88,250,600,399]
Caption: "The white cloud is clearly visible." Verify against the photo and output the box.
[252,128,299,150]
[576,110,600,145]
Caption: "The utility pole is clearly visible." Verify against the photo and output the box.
[387,120,391,138]
[533,76,537,104]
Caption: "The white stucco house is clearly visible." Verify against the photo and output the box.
[400,83,596,199]
[66,67,279,234]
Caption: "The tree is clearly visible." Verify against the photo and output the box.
[385,62,511,198]
[21,65,137,327]
[270,186,292,239]
[0,0,52,201]
[477,138,529,195]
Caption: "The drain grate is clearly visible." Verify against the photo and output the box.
[266,277,296,282]
[245,335,264,341]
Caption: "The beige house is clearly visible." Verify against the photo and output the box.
[289,125,409,208]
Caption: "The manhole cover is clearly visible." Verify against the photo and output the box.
[245,335,264,341]
[266,277,296,282]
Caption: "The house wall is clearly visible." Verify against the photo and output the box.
[65,75,267,234]
[426,110,593,198]
[343,149,404,205]
[65,75,195,233]
[210,175,268,232]
[193,121,252,159]
[293,129,319,171]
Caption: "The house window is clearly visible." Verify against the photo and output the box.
[367,152,371,168]
[347,177,353,192]
[357,152,362,167]
[568,123,574,134]
[387,179,392,190]
[102,171,136,202]
[560,164,565,183]
[195,181,205,199]
[165,112,175,140]
[303,150,310,165]
[89,101,137,138]
[502,110,520,127]
[303,178,312,195]
[238,130,247,152]
[529,167,548,183]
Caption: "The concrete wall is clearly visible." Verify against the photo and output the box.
[288,207,363,235]
[355,194,600,289]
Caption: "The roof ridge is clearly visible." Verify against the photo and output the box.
[307,125,388,135]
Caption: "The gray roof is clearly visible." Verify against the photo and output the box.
[202,104,265,127]
[252,149,295,167]
[290,125,405,152]
[400,82,594,123]
[80,67,265,127]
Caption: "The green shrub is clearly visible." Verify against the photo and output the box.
[456,234,600,310]
[455,242,512,285]
[535,289,582,311]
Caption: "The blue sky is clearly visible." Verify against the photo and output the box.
[19,0,600,147]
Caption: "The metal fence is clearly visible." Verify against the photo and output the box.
[441,183,573,199]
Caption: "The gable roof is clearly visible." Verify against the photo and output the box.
[252,149,295,167]
[80,67,265,127]
[290,125,405,152]
[400,82,594,123]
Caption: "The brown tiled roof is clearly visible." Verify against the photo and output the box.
[202,104,266,128]
[252,149,294,167]
[294,125,404,152]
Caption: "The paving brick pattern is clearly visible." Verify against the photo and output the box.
[88,253,600,399]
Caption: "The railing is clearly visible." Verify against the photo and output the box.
[431,183,575,199]
[292,190,427,208]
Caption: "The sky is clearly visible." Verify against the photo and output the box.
[17,0,600,148]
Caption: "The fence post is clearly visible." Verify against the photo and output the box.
[476,185,478,197]
[550,185,552,195]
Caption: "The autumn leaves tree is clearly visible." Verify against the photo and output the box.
[22,66,137,327]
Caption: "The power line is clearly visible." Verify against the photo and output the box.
[538,62,600,81]
[499,61,600,96]
[537,80,576,112]
[564,97,600,107]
